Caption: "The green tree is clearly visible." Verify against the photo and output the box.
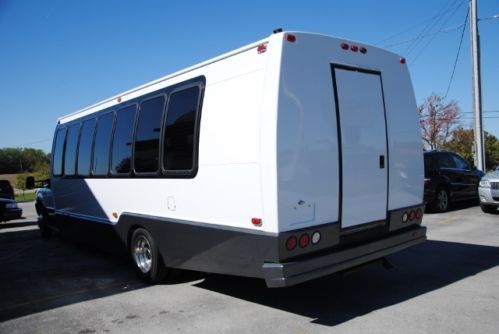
[444,128,499,170]
[0,147,49,173]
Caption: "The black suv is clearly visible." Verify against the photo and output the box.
[0,180,14,200]
[424,151,482,212]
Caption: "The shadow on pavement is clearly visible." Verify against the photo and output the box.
[0,227,146,322]
[194,239,499,326]
[425,199,479,214]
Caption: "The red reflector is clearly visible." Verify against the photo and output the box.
[251,218,262,226]
[360,47,367,54]
[415,208,423,219]
[257,43,267,54]
[400,57,406,64]
[350,45,359,52]
[341,43,349,50]
[299,233,310,248]
[409,210,416,221]
[285,34,296,42]
[286,236,297,251]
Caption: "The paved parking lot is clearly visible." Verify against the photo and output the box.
[1,201,499,333]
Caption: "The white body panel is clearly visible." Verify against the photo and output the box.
[54,32,423,234]
[334,68,388,228]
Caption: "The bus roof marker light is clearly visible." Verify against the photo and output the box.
[360,47,367,54]
[400,57,406,64]
[341,43,349,50]
[257,43,267,54]
[351,45,359,52]
[117,96,122,103]
[285,34,296,43]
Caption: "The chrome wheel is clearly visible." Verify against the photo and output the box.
[437,189,449,211]
[133,235,152,273]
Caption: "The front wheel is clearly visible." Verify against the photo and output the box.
[480,204,497,214]
[130,228,167,284]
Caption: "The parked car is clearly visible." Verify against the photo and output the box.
[0,180,15,200]
[478,170,499,213]
[0,198,22,222]
[424,151,482,212]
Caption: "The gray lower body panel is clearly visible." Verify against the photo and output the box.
[263,225,427,288]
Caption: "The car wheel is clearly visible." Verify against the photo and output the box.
[432,188,449,212]
[480,204,497,214]
[130,228,167,284]
[38,208,52,238]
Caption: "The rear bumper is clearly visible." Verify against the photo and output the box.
[263,225,426,288]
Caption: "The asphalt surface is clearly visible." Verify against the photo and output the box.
[1,201,499,333]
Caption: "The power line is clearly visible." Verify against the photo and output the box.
[382,23,464,48]
[375,0,458,46]
[404,0,463,57]
[411,0,466,64]
[444,10,469,99]
[462,110,499,113]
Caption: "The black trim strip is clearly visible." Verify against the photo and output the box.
[330,65,343,229]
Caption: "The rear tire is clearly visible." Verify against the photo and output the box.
[130,228,167,284]
[38,208,52,238]
[432,188,450,212]
[480,204,497,214]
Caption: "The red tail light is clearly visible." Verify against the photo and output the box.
[286,236,297,251]
[299,233,310,248]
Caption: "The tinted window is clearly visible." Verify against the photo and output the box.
[77,118,96,176]
[92,113,114,176]
[452,154,469,170]
[111,105,136,174]
[64,123,81,176]
[134,96,165,173]
[437,153,455,168]
[163,86,200,171]
[52,127,67,176]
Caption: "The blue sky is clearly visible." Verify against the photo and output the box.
[1,0,498,153]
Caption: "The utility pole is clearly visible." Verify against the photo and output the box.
[470,0,485,170]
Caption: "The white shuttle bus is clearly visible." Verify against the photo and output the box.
[37,31,426,287]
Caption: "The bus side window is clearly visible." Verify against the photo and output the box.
[92,112,114,176]
[134,96,165,174]
[77,118,97,176]
[163,86,201,173]
[111,105,136,175]
[52,127,67,177]
[63,123,81,176]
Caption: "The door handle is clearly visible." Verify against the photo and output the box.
[379,155,385,169]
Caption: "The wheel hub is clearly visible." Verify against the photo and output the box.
[133,235,152,273]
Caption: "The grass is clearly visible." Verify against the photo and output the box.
[15,191,36,202]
